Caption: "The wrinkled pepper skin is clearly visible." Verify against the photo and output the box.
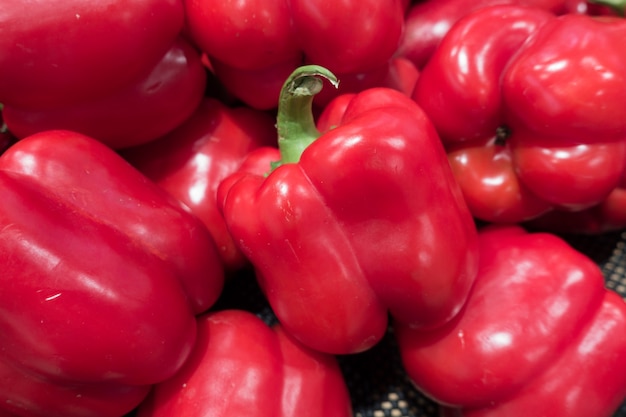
[412,6,626,223]
[122,98,278,271]
[219,67,479,354]
[3,37,206,150]
[0,0,184,109]
[395,225,626,417]
[136,309,353,417]
[183,0,406,109]
[0,131,224,417]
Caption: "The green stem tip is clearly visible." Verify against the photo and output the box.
[273,65,339,171]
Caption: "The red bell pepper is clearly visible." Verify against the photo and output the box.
[122,97,278,271]
[135,309,353,417]
[396,0,569,69]
[315,93,358,135]
[0,130,224,417]
[2,37,206,150]
[0,0,184,109]
[525,170,626,234]
[218,65,479,354]
[395,224,626,417]
[183,0,406,109]
[412,5,626,223]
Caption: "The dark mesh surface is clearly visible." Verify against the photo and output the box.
[129,229,626,417]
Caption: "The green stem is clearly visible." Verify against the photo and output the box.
[589,0,625,16]
[273,65,339,170]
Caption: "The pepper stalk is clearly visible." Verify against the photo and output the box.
[272,65,339,171]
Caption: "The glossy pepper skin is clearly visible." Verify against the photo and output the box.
[218,66,479,355]
[0,0,184,109]
[396,0,568,69]
[412,5,626,223]
[3,37,206,150]
[525,150,626,233]
[183,0,406,109]
[0,131,224,417]
[136,309,353,417]
[525,175,626,234]
[395,225,626,417]
[122,97,278,271]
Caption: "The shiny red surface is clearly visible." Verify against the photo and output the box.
[0,131,224,417]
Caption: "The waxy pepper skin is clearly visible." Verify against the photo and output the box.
[219,65,479,354]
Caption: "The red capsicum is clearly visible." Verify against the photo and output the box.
[122,97,278,271]
[396,0,569,69]
[218,65,479,355]
[136,309,353,417]
[395,224,626,417]
[525,172,626,234]
[411,5,626,224]
[2,37,206,150]
[0,0,184,109]
[0,130,224,417]
[183,0,406,109]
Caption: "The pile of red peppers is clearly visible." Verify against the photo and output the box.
[1,1,626,416]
